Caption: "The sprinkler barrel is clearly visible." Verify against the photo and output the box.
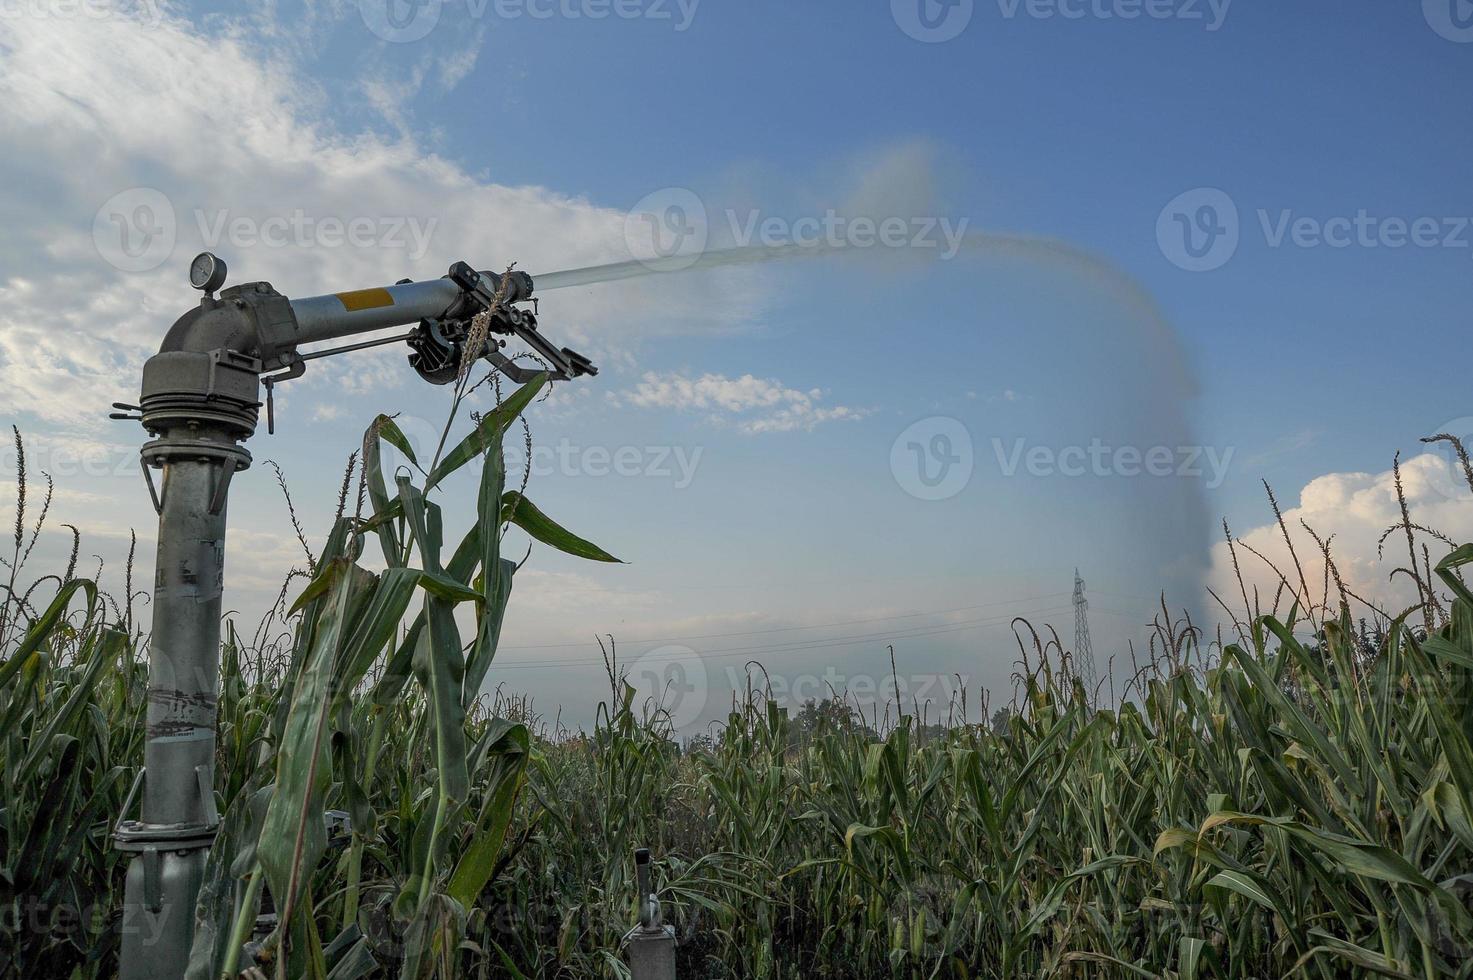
[289,266,533,345]
[158,266,536,360]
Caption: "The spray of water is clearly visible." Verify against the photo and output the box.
[534,233,1179,363]
[534,231,1209,672]
[535,242,835,291]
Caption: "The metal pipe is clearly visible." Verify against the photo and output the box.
[118,448,238,979]
[140,459,227,823]
[289,277,462,345]
[288,268,534,347]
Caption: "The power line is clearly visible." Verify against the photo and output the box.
[497,591,1073,652]
[490,601,1079,670]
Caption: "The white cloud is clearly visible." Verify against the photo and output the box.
[509,568,662,615]
[1207,453,1473,629]
[613,371,869,434]
[0,6,763,433]
[357,31,487,135]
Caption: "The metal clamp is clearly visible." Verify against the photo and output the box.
[112,764,221,855]
[139,459,163,516]
[138,442,251,516]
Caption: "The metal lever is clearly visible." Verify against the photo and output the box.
[260,356,306,435]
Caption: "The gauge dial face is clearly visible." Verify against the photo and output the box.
[190,252,226,292]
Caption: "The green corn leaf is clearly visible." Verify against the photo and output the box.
[398,476,470,804]
[1205,869,1281,914]
[1423,781,1473,851]
[17,627,124,783]
[416,571,483,603]
[336,566,421,683]
[1178,937,1206,980]
[425,373,547,491]
[13,736,81,894]
[362,414,416,567]
[375,511,493,703]
[257,560,375,931]
[463,412,510,709]
[447,721,530,906]
[1434,543,1473,608]
[0,578,97,689]
[371,617,422,707]
[464,559,515,713]
[1202,811,1410,879]
[1287,937,1416,979]
[500,491,621,563]
[1228,640,1363,797]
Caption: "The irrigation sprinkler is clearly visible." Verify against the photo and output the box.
[624,848,678,980]
[112,252,596,980]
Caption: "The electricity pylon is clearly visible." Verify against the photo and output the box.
[1073,569,1097,693]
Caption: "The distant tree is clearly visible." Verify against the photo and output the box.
[796,697,855,733]
[790,698,876,747]
[683,730,718,755]
[915,722,949,745]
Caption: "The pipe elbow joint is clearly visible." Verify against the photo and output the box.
[157,282,299,364]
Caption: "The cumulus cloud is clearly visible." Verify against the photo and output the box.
[1207,452,1473,630]
[613,371,869,434]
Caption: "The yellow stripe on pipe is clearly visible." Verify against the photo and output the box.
[335,288,395,312]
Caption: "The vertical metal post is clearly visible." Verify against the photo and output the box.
[625,848,677,980]
[142,457,229,823]
[117,349,259,980]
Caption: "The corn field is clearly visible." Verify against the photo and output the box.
[2,382,1472,979]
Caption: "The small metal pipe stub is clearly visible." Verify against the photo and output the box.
[625,847,677,980]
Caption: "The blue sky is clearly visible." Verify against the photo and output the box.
[0,0,1469,729]
[310,0,1472,517]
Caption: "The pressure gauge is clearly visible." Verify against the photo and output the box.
[189,252,228,294]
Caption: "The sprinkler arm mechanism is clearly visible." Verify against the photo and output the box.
[445,261,597,384]
[403,261,596,387]
[157,252,596,398]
